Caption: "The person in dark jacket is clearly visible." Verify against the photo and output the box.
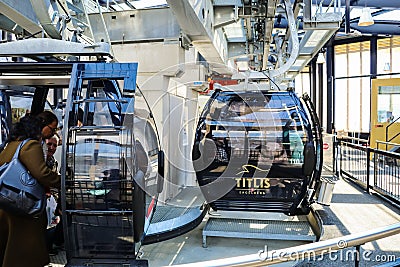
[0,115,60,267]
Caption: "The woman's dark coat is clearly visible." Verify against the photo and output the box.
[0,140,60,267]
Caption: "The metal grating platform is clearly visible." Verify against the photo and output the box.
[151,206,198,223]
[202,217,315,247]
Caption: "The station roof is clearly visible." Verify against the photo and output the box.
[96,0,400,37]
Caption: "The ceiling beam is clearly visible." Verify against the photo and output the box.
[0,39,111,57]
[0,14,24,35]
[320,0,400,9]
[166,0,231,74]
[0,0,42,35]
[349,21,400,36]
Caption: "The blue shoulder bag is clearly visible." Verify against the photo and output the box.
[0,140,45,218]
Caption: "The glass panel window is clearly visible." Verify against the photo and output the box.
[361,77,370,132]
[335,53,347,77]
[348,51,361,77]
[377,86,400,123]
[335,79,348,131]
[377,47,391,75]
[392,47,400,73]
[348,78,361,131]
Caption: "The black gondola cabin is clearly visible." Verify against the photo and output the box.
[193,88,322,216]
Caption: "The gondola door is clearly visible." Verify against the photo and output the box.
[62,63,153,266]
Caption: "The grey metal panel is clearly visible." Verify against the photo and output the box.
[214,6,237,29]
[0,39,111,57]
[0,76,71,86]
[166,0,211,40]
[67,0,94,42]
[0,0,41,34]
[146,206,203,235]
[286,9,341,79]
[303,13,342,30]
[166,0,231,73]
[202,217,316,247]
[213,0,242,6]
[88,8,181,43]
[227,43,247,59]
[29,0,62,39]
[268,0,299,77]
[0,14,24,35]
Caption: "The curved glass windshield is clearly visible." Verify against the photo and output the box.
[197,90,311,165]
[133,89,161,229]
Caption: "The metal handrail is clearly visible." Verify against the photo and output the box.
[376,140,400,146]
[376,140,400,150]
[167,223,400,267]
[338,136,368,143]
[386,116,400,143]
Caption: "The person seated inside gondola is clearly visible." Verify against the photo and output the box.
[214,137,229,163]
[270,141,288,163]
[195,130,230,173]
[220,100,244,119]
[101,169,121,201]
[282,113,303,163]
[91,168,122,207]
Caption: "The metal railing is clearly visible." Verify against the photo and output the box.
[167,222,400,267]
[386,116,400,144]
[338,138,400,205]
[339,137,371,191]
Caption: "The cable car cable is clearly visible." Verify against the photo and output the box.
[261,70,282,90]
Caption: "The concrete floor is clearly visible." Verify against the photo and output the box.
[140,215,310,267]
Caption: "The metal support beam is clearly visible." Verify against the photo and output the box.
[0,0,42,35]
[287,0,341,81]
[345,0,350,34]
[310,59,317,106]
[262,0,278,69]
[370,36,377,79]
[268,0,299,78]
[29,0,74,40]
[326,38,334,134]
[350,21,400,36]
[167,0,231,74]
[318,62,324,125]
[303,0,311,22]
[214,6,238,29]
[0,14,24,35]
[0,39,111,58]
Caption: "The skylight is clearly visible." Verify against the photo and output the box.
[129,0,168,9]
[373,10,400,21]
